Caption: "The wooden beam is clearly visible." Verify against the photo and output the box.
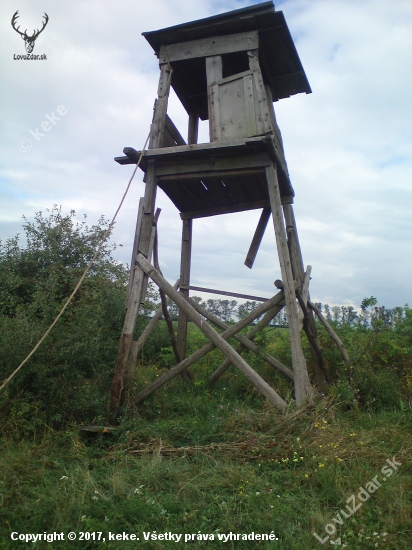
[248,49,271,135]
[298,265,311,327]
[244,207,271,269]
[206,55,223,141]
[188,109,199,146]
[128,279,180,376]
[159,31,259,64]
[284,205,330,388]
[117,136,272,164]
[188,285,269,302]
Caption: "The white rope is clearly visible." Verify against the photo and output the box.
[0,133,150,394]
[1,59,174,394]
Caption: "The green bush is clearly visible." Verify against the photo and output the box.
[0,207,129,428]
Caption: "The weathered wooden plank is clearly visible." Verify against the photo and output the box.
[159,31,259,64]
[123,136,270,163]
[266,163,312,405]
[206,56,223,141]
[212,72,256,141]
[134,279,288,406]
[188,285,269,302]
[157,180,198,212]
[197,177,234,207]
[180,199,270,220]
[154,153,270,178]
[248,49,271,135]
[265,84,288,165]
[209,83,221,141]
[138,209,159,311]
[221,174,251,203]
[244,73,257,137]
[244,207,271,269]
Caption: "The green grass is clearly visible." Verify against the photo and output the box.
[1,367,411,549]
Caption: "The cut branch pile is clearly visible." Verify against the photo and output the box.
[110,437,294,461]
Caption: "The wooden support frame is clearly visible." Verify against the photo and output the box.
[133,267,289,409]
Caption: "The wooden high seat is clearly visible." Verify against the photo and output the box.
[108,1,335,422]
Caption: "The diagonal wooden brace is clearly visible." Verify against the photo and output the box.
[134,253,288,411]
[187,298,293,381]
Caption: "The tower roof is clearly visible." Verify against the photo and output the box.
[143,1,311,119]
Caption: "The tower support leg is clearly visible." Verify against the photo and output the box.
[177,219,192,360]
[283,204,331,388]
[108,61,172,422]
[266,163,312,405]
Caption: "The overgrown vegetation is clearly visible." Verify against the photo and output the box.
[0,209,411,549]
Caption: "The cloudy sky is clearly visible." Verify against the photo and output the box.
[1,0,411,309]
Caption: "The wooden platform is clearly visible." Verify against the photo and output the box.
[115,137,294,219]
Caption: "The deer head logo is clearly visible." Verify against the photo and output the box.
[11,11,49,54]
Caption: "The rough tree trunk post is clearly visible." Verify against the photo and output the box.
[283,203,330,389]
[108,59,172,422]
[176,108,198,361]
[176,219,192,360]
[266,163,313,405]
[135,254,287,411]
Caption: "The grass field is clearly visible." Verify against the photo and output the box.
[1,356,411,550]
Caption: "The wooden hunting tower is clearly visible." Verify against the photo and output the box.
[108,1,339,421]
